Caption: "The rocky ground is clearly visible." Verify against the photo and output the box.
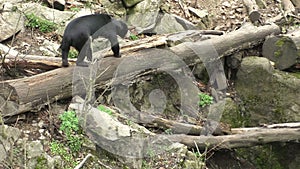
[1,0,300,168]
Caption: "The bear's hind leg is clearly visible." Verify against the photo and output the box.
[76,37,92,66]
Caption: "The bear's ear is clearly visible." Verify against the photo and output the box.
[113,20,128,38]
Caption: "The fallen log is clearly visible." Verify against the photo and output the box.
[242,0,261,22]
[166,29,223,46]
[166,128,300,149]
[0,24,281,117]
[262,29,300,70]
[0,66,74,116]
[171,23,280,62]
[231,122,300,134]
[114,109,231,136]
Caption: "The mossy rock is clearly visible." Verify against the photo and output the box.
[235,57,300,126]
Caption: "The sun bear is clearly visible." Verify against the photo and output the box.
[60,14,128,67]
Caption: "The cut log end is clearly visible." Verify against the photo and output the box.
[242,0,261,23]
[249,10,261,22]
[263,35,299,70]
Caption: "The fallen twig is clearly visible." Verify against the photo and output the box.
[74,153,93,169]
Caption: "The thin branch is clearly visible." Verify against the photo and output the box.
[74,153,93,169]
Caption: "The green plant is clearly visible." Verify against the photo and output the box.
[198,93,213,107]
[49,111,83,168]
[97,105,113,115]
[59,111,83,153]
[70,7,80,12]
[59,111,79,135]
[126,119,133,126]
[50,140,66,155]
[164,128,173,135]
[35,156,48,169]
[68,49,78,58]
[129,34,139,40]
[186,143,209,169]
[50,140,77,167]
[191,149,207,169]
[84,1,92,8]
[25,13,57,33]
[67,135,82,152]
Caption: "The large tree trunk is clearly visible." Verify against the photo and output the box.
[0,23,281,117]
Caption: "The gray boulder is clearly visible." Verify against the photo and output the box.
[127,0,196,34]
[235,56,300,126]
[153,13,192,34]
[0,125,21,162]
[99,0,127,16]
[0,2,25,42]
[20,2,74,26]
[127,0,161,34]
[173,14,196,30]
[26,141,62,169]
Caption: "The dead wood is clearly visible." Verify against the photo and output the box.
[165,127,300,149]
[178,0,191,18]
[242,0,261,22]
[114,110,230,136]
[266,122,300,128]
[0,66,74,116]
[0,24,281,117]
[166,30,223,46]
[231,122,300,134]
[170,23,280,60]
[262,29,300,70]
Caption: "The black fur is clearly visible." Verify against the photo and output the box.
[60,14,128,67]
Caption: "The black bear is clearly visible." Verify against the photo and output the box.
[60,14,128,67]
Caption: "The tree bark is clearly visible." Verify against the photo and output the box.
[262,29,300,70]
[0,67,74,116]
[0,24,281,117]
